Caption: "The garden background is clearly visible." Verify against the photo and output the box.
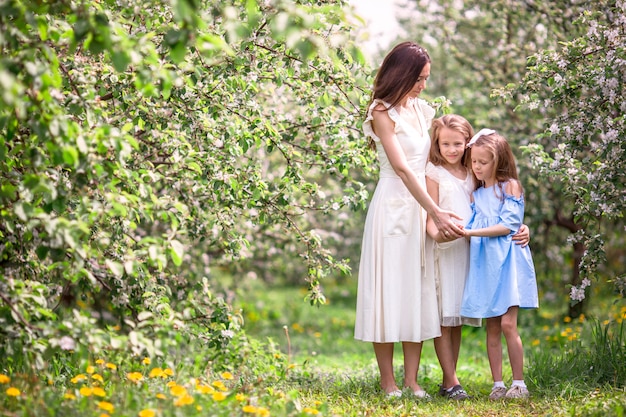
[0,0,624,416]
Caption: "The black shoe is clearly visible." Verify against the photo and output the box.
[441,384,470,400]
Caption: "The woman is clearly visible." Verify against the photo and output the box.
[354,41,464,398]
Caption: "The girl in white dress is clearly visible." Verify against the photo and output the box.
[426,116,530,400]
[354,42,464,398]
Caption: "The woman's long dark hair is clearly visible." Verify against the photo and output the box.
[372,41,430,109]
[366,42,431,149]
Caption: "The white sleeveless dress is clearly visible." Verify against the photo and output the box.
[424,163,481,327]
[354,98,441,343]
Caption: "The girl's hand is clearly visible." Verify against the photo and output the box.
[512,224,531,247]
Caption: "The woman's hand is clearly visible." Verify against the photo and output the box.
[431,208,464,240]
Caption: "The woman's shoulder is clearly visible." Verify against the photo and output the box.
[413,98,435,124]
[363,99,396,142]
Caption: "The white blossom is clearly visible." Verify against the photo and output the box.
[59,336,76,351]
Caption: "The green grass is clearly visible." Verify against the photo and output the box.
[236,281,626,416]
[0,280,624,416]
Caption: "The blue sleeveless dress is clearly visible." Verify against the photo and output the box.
[460,183,539,319]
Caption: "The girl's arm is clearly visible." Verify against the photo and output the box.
[373,107,463,236]
[426,176,455,242]
[465,224,511,237]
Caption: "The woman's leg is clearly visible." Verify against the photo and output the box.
[401,341,424,391]
[501,306,524,380]
[434,327,460,388]
[373,342,398,393]
[485,317,503,383]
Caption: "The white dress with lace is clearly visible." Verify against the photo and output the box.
[354,98,441,343]
[425,163,481,327]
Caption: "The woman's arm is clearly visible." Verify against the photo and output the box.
[372,107,463,236]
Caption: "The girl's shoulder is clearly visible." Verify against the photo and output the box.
[503,179,523,198]
[425,162,456,182]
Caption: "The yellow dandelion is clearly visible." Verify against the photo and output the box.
[142,357,151,365]
[563,316,572,323]
[79,387,93,397]
[105,363,117,370]
[71,374,87,383]
[288,364,296,369]
[303,407,319,415]
[139,409,156,417]
[6,387,21,397]
[166,381,177,388]
[112,325,121,331]
[531,339,540,347]
[314,332,321,338]
[313,400,322,406]
[86,365,95,374]
[212,391,227,401]
[220,371,233,380]
[156,393,167,400]
[196,384,215,394]
[0,374,10,384]
[170,385,188,397]
[149,368,165,378]
[211,380,226,391]
[236,393,246,402]
[92,374,104,383]
[242,405,258,413]
[64,392,76,400]
[99,414,110,417]
[98,401,115,413]
[163,368,174,376]
[196,405,202,411]
[257,407,270,417]
[578,314,585,322]
[95,359,105,365]
[92,387,106,397]
[127,372,143,383]
[273,353,281,359]
[174,394,194,406]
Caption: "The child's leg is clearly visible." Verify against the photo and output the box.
[501,306,524,380]
[450,325,463,368]
[402,341,424,392]
[485,317,503,383]
[434,326,460,388]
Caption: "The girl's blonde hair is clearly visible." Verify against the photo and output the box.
[429,114,474,166]
[467,132,522,194]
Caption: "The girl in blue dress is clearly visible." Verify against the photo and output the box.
[460,129,539,400]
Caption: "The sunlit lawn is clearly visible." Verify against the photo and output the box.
[1,279,624,416]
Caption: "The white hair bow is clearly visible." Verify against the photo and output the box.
[467,128,496,148]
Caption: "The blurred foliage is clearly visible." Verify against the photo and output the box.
[0,0,374,365]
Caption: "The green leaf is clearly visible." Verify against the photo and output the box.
[111,50,131,72]
[169,239,185,266]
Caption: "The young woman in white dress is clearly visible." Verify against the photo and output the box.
[354,42,465,398]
